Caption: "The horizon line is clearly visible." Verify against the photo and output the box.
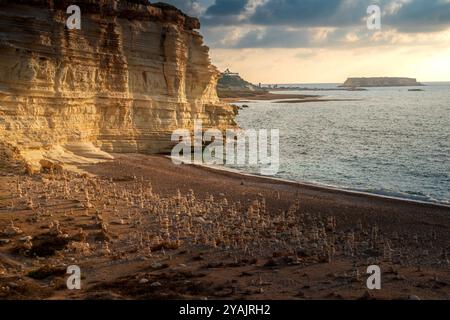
[258,80,450,85]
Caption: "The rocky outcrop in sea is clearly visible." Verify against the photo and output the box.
[340,77,422,87]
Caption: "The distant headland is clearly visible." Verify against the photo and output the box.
[340,77,423,87]
[217,69,362,103]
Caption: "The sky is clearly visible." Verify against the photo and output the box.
[161,0,450,84]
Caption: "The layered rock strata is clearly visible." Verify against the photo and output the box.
[0,0,237,168]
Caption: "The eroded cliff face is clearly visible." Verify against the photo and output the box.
[0,0,236,168]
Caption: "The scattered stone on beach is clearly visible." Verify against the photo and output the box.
[1,221,23,237]
[48,220,62,236]
[151,262,163,269]
[102,241,111,255]
[0,160,448,300]
[68,241,91,255]
[111,219,126,225]
[0,239,11,245]
[150,281,162,287]
[19,236,32,242]
[72,228,87,243]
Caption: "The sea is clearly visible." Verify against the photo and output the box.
[226,82,450,205]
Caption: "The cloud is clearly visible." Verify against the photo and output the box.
[201,0,450,29]
[161,0,450,49]
[205,0,249,15]
[384,0,450,32]
[158,0,209,17]
[249,0,367,27]
[200,0,370,27]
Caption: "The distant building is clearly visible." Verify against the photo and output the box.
[223,68,239,76]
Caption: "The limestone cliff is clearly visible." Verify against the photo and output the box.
[0,0,237,169]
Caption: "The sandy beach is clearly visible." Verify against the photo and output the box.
[0,154,449,300]
[0,0,449,308]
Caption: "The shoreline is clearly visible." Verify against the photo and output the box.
[219,90,363,104]
[187,160,450,210]
[1,154,449,300]
[82,154,450,221]
[219,91,319,103]
[270,98,363,104]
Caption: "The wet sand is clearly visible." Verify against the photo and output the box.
[0,154,449,300]
[219,91,319,103]
[219,91,362,104]
[271,99,363,104]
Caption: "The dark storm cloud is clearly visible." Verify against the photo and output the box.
[249,0,367,27]
[384,0,450,33]
[161,0,450,48]
[200,0,450,30]
[200,0,371,27]
[205,0,248,15]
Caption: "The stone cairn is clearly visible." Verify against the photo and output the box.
[1,170,448,269]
